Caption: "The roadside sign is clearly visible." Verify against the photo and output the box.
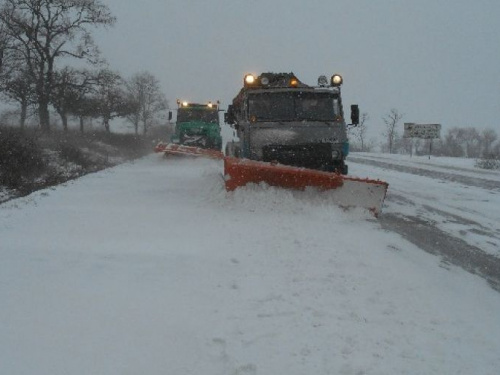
[404,123,441,139]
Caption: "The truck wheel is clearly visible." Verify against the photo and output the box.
[342,163,348,175]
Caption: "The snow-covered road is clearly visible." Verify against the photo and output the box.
[349,153,500,290]
[1,154,500,374]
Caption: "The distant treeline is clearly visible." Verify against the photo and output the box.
[0,1,168,136]
[349,110,499,168]
[351,125,499,160]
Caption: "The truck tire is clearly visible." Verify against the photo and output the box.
[342,163,348,175]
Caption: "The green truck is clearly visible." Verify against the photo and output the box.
[170,100,222,151]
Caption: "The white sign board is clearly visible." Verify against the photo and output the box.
[404,123,441,139]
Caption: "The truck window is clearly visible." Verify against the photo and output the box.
[248,93,294,121]
[248,92,337,122]
[295,93,336,121]
[177,108,219,123]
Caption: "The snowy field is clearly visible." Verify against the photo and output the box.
[1,153,500,374]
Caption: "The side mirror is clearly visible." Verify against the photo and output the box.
[224,105,235,125]
[350,104,359,125]
[168,111,173,121]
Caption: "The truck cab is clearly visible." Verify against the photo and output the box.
[171,100,222,151]
[225,73,358,174]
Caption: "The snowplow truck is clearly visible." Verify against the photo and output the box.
[224,73,356,173]
[171,100,223,151]
[223,72,388,216]
[154,100,224,159]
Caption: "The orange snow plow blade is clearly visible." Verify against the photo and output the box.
[224,157,343,191]
[154,143,224,160]
[224,157,389,216]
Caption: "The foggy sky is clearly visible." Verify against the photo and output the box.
[95,0,500,138]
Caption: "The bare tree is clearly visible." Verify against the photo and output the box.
[481,129,497,156]
[0,66,36,129]
[356,112,369,151]
[441,126,486,158]
[68,72,100,133]
[52,67,81,131]
[126,72,168,135]
[0,0,115,132]
[347,112,369,152]
[125,92,140,135]
[442,127,464,157]
[92,69,134,133]
[0,22,13,71]
[461,127,481,158]
[0,24,36,129]
[493,142,500,157]
[382,109,403,154]
[71,95,96,133]
[51,67,96,131]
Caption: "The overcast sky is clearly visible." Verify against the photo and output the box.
[95,0,500,137]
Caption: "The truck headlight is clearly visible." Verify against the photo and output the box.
[331,150,340,159]
[244,74,256,85]
[331,74,343,86]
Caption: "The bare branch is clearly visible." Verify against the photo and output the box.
[0,0,116,131]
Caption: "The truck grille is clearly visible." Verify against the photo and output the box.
[262,143,333,170]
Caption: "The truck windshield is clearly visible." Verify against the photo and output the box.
[248,92,338,122]
[177,108,219,123]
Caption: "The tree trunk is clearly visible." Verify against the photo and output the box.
[103,116,111,133]
[38,97,51,132]
[79,116,85,133]
[38,59,53,132]
[60,112,68,132]
[20,100,27,131]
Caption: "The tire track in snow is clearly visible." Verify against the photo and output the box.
[349,155,500,291]
[349,156,500,192]
[380,206,500,292]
